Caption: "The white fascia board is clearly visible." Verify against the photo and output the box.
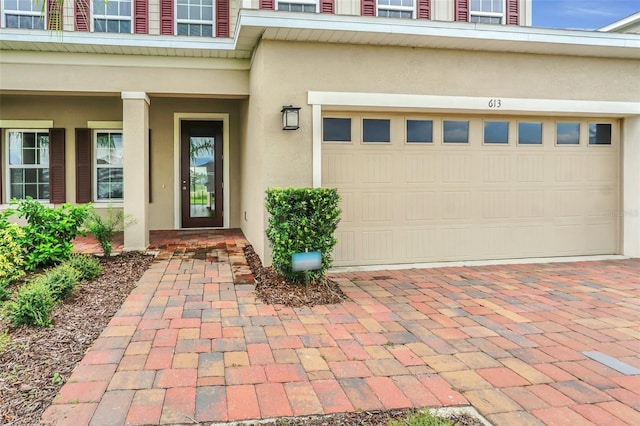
[237,9,640,54]
[307,92,640,117]
[0,29,237,51]
[599,11,640,32]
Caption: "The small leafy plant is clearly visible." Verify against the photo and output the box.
[84,205,135,257]
[389,410,453,426]
[9,198,90,270]
[44,264,82,301]
[265,187,341,284]
[0,224,26,301]
[3,279,56,327]
[65,253,103,281]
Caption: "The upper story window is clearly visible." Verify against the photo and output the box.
[470,0,504,24]
[93,0,132,33]
[177,0,214,36]
[377,0,414,19]
[277,0,317,13]
[5,130,50,201]
[2,0,45,29]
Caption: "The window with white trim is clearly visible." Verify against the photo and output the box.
[2,0,45,29]
[470,0,504,24]
[94,130,124,201]
[93,0,132,33]
[177,0,214,36]
[5,130,50,201]
[377,0,414,18]
[277,0,317,13]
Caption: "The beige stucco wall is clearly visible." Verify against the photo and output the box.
[0,52,249,96]
[246,39,638,263]
[239,43,268,260]
[0,94,243,231]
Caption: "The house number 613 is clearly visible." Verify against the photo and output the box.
[488,99,502,108]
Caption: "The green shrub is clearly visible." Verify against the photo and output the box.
[65,254,103,281]
[265,187,341,283]
[3,279,56,327]
[84,205,135,257]
[0,224,26,301]
[10,198,90,270]
[44,264,82,300]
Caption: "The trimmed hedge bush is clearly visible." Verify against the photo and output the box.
[0,224,26,301]
[65,253,103,281]
[265,187,341,283]
[3,279,56,327]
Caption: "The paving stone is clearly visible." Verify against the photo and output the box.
[160,387,196,424]
[284,381,324,416]
[311,379,354,414]
[89,390,135,426]
[365,376,412,410]
[464,388,522,415]
[339,378,384,412]
[531,406,593,426]
[227,384,260,421]
[195,386,227,422]
[125,389,165,426]
[41,403,98,426]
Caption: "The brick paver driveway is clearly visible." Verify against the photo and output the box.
[43,231,640,425]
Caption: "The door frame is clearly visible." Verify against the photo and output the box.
[173,112,230,229]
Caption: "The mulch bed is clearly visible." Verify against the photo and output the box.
[239,409,484,425]
[0,252,154,426]
[244,245,347,307]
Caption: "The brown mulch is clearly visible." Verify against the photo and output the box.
[244,245,347,307]
[237,409,484,425]
[0,252,154,426]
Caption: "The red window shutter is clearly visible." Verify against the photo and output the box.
[506,0,519,25]
[0,129,3,203]
[49,128,66,204]
[454,0,468,22]
[47,0,62,30]
[75,0,89,31]
[361,0,376,16]
[134,0,149,34]
[75,128,92,203]
[259,0,275,9]
[160,0,174,35]
[320,0,334,13]
[416,0,430,19]
[216,0,229,37]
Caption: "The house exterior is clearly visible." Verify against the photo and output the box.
[1,1,639,267]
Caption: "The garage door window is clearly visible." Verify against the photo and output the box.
[363,119,390,143]
[443,120,469,144]
[406,119,433,143]
[556,122,580,145]
[518,122,542,145]
[323,118,351,142]
[483,121,509,144]
[589,123,612,145]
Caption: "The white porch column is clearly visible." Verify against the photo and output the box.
[121,92,150,251]
[624,116,640,258]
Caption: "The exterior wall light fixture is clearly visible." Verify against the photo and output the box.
[281,105,301,130]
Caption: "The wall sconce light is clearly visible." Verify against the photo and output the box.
[281,105,301,130]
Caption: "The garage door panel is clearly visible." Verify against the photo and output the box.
[323,115,619,266]
[586,154,618,183]
[484,154,513,183]
[517,155,546,182]
[323,153,355,185]
[481,190,511,219]
[405,191,439,221]
[555,155,585,182]
[405,154,439,183]
[443,154,472,183]
[361,230,394,262]
[360,192,394,222]
[360,153,395,184]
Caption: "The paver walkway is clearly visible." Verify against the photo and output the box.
[43,230,640,425]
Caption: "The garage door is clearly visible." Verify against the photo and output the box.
[322,113,620,267]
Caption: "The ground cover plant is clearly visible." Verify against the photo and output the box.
[0,252,153,425]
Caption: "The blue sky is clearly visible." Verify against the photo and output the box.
[533,0,640,30]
